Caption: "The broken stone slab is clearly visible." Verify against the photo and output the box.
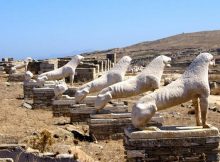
[125,125,219,139]
[56,154,73,158]
[22,102,32,109]
[0,144,93,162]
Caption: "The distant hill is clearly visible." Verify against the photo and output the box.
[82,30,220,60]
[125,30,220,51]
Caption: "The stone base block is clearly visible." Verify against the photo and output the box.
[52,96,96,117]
[89,113,163,140]
[33,87,55,109]
[52,99,75,117]
[23,82,40,99]
[70,104,129,123]
[124,126,220,162]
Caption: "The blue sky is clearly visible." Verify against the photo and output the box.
[0,0,220,60]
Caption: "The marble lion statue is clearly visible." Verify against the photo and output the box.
[75,56,132,103]
[37,55,84,85]
[54,82,68,99]
[10,57,33,73]
[24,71,35,82]
[95,55,171,110]
[132,53,215,129]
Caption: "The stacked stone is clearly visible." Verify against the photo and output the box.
[2,64,13,74]
[0,65,5,74]
[39,61,55,73]
[27,61,41,74]
[8,73,25,82]
[75,68,96,82]
[89,113,163,140]
[32,87,55,108]
[58,58,70,68]
[124,126,220,162]
[58,58,97,82]
[70,103,128,123]
[23,82,40,99]
[52,95,94,117]
[52,99,75,117]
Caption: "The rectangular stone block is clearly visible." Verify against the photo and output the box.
[89,113,163,140]
[124,126,220,162]
[33,87,55,109]
[23,82,40,99]
[70,104,129,123]
[52,96,97,117]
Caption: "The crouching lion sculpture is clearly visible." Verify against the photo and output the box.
[10,57,33,73]
[95,55,171,110]
[37,55,84,85]
[75,56,132,103]
[132,53,215,129]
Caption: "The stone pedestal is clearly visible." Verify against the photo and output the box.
[52,96,96,117]
[32,87,76,109]
[124,126,220,162]
[70,104,128,123]
[23,82,40,99]
[89,113,163,140]
[33,87,55,108]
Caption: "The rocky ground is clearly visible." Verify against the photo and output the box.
[0,74,220,162]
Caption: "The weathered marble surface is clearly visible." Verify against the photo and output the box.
[132,53,215,129]
[95,55,171,110]
[37,55,84,85]
[75,56,132,103]
[124,126,220,162]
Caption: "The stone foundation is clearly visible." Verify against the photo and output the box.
[70,104,128,123]
[124,126,220,162]
[52,96,96,117]
[33,87,76,109]
[23,82,40,99]
[39,62,55,74]
[89,113,163,140]
[7,73,25,82]
[74,68,96,82]
[33,87,55,108]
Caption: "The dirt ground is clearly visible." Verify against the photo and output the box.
[0,74,220,162]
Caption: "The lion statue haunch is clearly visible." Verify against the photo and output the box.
[75,56,132,103]
[132,53,215,129]
[37,55,84,85]
[95,55,171,110]
[24,71,35,82]
[10,57,33,73]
